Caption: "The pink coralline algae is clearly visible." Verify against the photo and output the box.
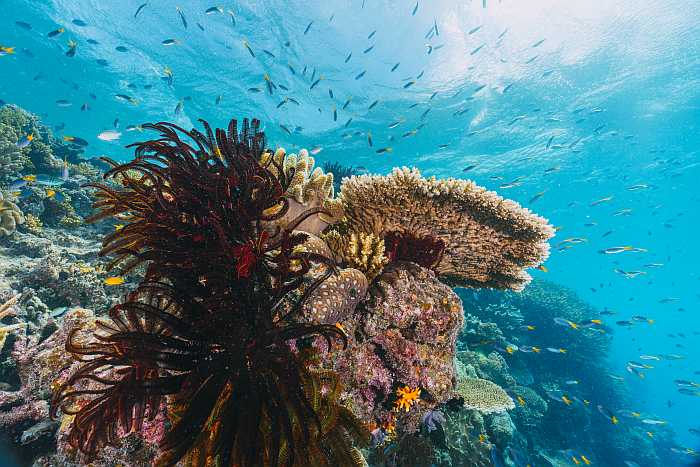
[309,262,464,434]
[0,307,97,447]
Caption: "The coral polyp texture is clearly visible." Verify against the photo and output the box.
[455,377,515,414]
[337,166,555,290]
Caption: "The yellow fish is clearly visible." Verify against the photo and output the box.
[562,395,573,405]
[46,189,56,198]
[114,224,125,231]
[104,276,125,286]
[572,456,580,465]
[22,174,36,182]
[517,396,526,406]
[580,455,591,465]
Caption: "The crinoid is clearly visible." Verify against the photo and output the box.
[50,119,369,466]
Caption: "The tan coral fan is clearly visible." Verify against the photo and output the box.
[455,377,515,414]
[338,167,554,290]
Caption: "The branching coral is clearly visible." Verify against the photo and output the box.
[51,119,368,466]
[0,191,25,236]
[0,125,30,182]
[323,230,388,281]
[260,147,343,236]
[23,213,43,235]
[455,377,515,414]
[337,167,554,290]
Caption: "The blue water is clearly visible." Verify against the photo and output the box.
[2,0,699,464]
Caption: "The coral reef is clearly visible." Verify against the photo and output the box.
[0,108,578,467]
[336,167,554,290]
[51,119,368,466]
[321,263,465,437]
[0,192,25,237]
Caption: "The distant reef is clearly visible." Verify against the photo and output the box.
[0,107,681,467]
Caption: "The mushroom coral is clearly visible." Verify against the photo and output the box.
[50,119,368,466]
[336,167,555,291]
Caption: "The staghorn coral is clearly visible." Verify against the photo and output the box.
[455,377,515,414]
[261,147,344,236]
[0,191,25,237]
[323,230,388,281]
[337,167,554,290]
[51,119,369,466]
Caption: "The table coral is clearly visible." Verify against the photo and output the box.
[336,167,554,290]
[0,192,25,237]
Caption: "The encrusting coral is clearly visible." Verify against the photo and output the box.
[455,376,515,414]
[0,191,25,237]
[336,167,554,290]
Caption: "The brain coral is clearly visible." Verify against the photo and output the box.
[338,167,554,290]
[0,192,25,236]
[455,377,515,414]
